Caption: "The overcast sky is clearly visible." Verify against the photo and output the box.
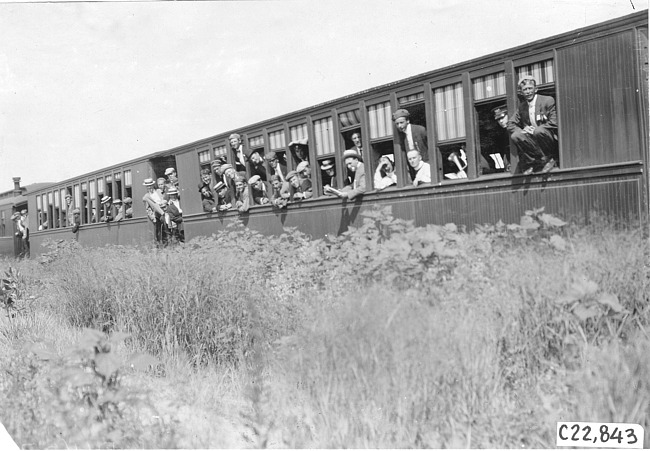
[0,0,646,193]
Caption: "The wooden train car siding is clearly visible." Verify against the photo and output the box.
[180,164,644,244]
[557,29,643,167]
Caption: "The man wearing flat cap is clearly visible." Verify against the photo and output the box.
[478,105,511,174]
[249,175,270,205]
[265,151,288,182]
[248,149,268,181]
[508,74,558,175]
[393,108,429,182]
[295,161,313,197]
[113,199,125,222]
[219,163,238,201]
[269,175,289,209]
[229,133,247,173]
[281,170,311,202]
[339,149,366,200]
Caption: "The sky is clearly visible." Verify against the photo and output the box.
[0,0,647,193]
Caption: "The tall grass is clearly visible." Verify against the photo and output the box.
[0,207,648,448]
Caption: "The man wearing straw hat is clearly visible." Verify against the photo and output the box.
[142,177,165,244]
[100,196,114,222]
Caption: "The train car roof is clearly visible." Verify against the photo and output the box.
[0,182,55,208]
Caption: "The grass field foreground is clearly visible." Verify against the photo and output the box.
[0,206,648,448]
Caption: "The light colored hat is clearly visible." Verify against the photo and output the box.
[123,197,132,204]
[343,149,362,161]
[518,74,536,86]
[214,181,226,191]
[286,170,298,181]
[320,159,334,170]
[160,199,168,207]
[271,175,282,183]
[20,209,27,215]
[65,193,72,199]
[229,133,241,140]
[100,196,111,204]
[167,187,179,195]
[265,151,278,161]
[219,164,233,175]
[72,208,81,214]
[113,198,122,204]
[288,138,308,147]
[296,161,310,173]
[248,175,261,185]
[143,178,155,186]
[164,167,176,176]
[392,109,410,121]
[380,154,395,164]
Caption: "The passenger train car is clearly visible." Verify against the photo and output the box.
[2,11,648,258]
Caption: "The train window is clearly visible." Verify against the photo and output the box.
[55,189,63,228]
[472,71,510,176]
[289,124,309,166]
[198,148,211,169]
[123,171,132,206]
[114,172,122,203]
[314,117,335,157]
[80,182,88,224]
[150,156,177,183]
[248,135,266,181]
[366,101,399,187]
[197,146,213,187]
[318,157,338,195]
[47,192,54,230]
[89,180,98,223]
[514,59,559,166]
[398,92,425,105]
[434,82,468,180]
[104,175,113,201]
[267,129,288,182]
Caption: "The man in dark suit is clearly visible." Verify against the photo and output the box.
[265,151,288,183]
[393,108,429,182]
[507,75,558,175]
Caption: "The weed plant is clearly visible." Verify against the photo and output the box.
[0,206,647,448]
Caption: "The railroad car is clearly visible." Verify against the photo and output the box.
[3,11,647,258]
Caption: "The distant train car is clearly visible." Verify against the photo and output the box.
[15,11,649,258]
[0,178,53,258]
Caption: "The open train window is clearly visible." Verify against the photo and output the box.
[395,93,429,186]
[310,116,336,197]
[113,172,122,203]
[367,101,400,188]
[337,109,363,192]
[472,71,510,175]
[104,175,113,201]
[150,155,178,183]
[267,129,288,182]
[514,59,559,165]
[289,123,309,167]
[433,82,468,181]
[80,182,88,224]
[248,135,267,181]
